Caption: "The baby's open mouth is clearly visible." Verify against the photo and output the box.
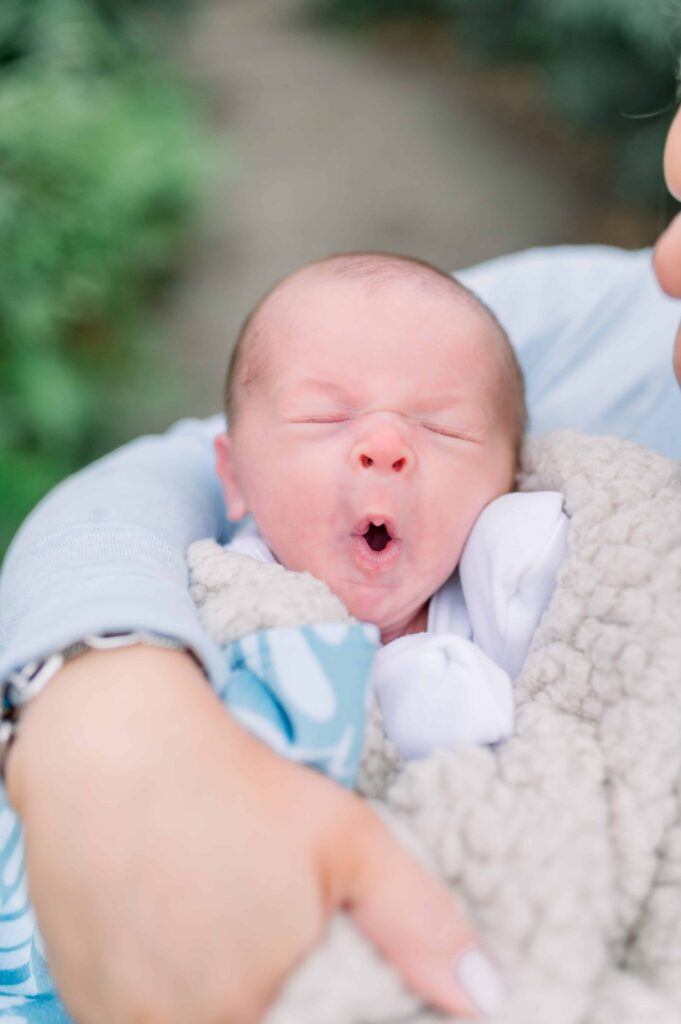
[364,522,391,552]
[351,515,400,572]
[352,516,397,551]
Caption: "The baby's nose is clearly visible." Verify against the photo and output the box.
[350,425,414,475]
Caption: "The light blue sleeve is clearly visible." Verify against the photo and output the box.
[0,415,231,687]
[457,245,681,460]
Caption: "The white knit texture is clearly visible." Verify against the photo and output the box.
[188,541,352,641]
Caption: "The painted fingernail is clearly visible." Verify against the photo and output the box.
[454,948,504,1015]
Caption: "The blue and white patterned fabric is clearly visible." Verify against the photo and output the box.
[0,619,379,1020]
[220,622,379,789]
[0,807,70,1021]
[0,996,71,1024]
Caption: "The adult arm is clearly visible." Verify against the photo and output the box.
[458,245,681,460]
[6,646,491,1023]
[0,415,229,686]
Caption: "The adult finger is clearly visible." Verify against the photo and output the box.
[335,802,504,1018]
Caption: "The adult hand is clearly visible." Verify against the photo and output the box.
[652,104,681,387]
[6,646,500,1024]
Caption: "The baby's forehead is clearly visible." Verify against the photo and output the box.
[229,254,524,451]
[233,256,512,409]
[253,261,493,350]
[245,275,508,426]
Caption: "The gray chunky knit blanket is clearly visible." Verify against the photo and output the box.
[191,431,681,1024]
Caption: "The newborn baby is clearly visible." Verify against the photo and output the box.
[189,251,568,783]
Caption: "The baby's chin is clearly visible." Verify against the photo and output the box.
[329,579,425,635]
[325,584,378,622]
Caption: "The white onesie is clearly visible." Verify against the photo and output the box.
[226,491,570,760]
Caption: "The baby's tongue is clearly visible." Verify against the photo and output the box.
[365,523,390,551]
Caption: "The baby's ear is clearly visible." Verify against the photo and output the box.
[214,433,248,521]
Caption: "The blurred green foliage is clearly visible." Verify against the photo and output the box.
[0,0,206,554]
[308,0,680,203]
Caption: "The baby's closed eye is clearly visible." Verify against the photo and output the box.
[422,423,482,442]
[290,415,351,424]
[287,415,482,442]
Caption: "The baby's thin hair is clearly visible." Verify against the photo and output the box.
[224,250,527,459]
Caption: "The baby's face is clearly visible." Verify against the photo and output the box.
[216,271,516,643]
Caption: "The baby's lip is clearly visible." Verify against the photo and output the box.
[351,515,399,540]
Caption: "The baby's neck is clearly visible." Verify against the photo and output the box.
[380,600,430,646]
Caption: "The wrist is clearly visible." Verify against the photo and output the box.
[4,646,209,815]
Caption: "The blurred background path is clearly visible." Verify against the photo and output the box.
[158,0,594,419]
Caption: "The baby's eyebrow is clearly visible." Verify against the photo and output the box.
[408,392,470,413]
[286,377,355,400]
[275,377,362,409]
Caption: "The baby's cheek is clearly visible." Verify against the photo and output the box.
[259,479,330,568]
[429,497,478,568]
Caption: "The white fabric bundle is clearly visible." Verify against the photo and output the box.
[372,490,569,759]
